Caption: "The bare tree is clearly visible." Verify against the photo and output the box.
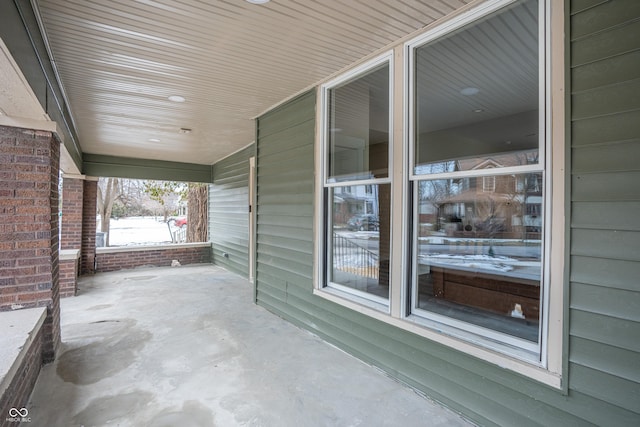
[186,183,208,242]
[96,177,120,246]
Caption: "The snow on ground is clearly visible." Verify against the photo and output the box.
[420,253,516,273]
[101,216,176,246]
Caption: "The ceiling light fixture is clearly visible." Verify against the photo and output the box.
[168,95,185,103]
[473,108,484,113]
[460,87,480,96]
[179,128,192,134]
[246,0,270,4]
[148,138,161,143]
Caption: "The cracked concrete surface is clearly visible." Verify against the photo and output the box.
[28,265,472,426]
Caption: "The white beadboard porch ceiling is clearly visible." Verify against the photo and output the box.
[36,0,472,166]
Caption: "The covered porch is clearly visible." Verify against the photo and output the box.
[25,264,471,426]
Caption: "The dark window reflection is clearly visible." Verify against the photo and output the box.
[328,64,389,182]
[414,0,539,175]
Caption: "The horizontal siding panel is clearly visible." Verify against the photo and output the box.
[572,139,640,174]
[571,201,640,231]
[572,109,640,147]
[571,19,640,67]
[212,238,248,251]
[571,51,640,93]
[570,256,640,291]
[257,174,315,193]
[256,232,313,254]
[570,336,640,383]
[570,0,640,40]
[570,309,640,353]
[562,390,640,427]
[569,364,639,412]
[258,102,317,139]
[209,144,253,278]
[570,0,609,15]
[571,79,640,120]
[256,253,313,281]
[570,282,640,322]
[257,124,315,157]
[257,215,315,229]
[571,228,640,261]
[571,171,640,201]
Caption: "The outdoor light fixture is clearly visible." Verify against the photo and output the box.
[148,138,161,143]
[460,87,480,96]
[246,0,270,4]
[168,95,185,103]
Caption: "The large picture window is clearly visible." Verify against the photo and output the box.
[409,0,545,354]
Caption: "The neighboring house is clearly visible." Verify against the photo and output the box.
[1,0,638,426]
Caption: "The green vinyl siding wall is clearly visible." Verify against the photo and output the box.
[568,0,640,418]
[209,145,254,277]
[252,1,640,425]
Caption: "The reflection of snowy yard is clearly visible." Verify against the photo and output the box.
[100,216,174,246]
[334,254,379,279]
[420,254,516,273]
[420,253,541,280]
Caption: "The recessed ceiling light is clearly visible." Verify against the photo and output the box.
[168,95,185,103]
[460,87,480,96]
[179,128,192,134]
[473,108,484,113]
[148,138,161,143]
[246,0,270,3]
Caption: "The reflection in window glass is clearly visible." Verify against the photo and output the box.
[327,64,389,182]
[413,0,539,175]
[414,173,543,342]
[329,184,390,300]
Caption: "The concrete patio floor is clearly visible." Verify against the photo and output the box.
[28,264,473,426]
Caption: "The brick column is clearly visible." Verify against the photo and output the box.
[81,179,97,275]
[59,176,84,297]
[61,177,84,250]
[0,125,61,362]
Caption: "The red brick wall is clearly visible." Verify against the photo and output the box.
[59,258,78,298]
[95,244,211,272]
[60,177,83,250]
[0,125,60,362]
[81,179,97,275]
[0,323,43,427]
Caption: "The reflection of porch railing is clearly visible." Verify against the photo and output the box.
[333,232,379,279]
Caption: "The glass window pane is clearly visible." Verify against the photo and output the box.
[328,64,389,182]
[414,0,539,175]
[414,173,543,342]
[329,184,390,300]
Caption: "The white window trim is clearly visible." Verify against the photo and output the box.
[317,51,394,308]
[313,0,565,389]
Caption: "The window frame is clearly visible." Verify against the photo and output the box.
[317,51,394,311]
[406,0,548,361]
[313,0,566,389]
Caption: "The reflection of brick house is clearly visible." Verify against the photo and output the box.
[435,155,542,238]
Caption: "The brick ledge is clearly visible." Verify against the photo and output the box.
[96,242,212,254]
[0,307,46,398]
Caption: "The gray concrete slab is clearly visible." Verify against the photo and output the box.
[28,265,473,426]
